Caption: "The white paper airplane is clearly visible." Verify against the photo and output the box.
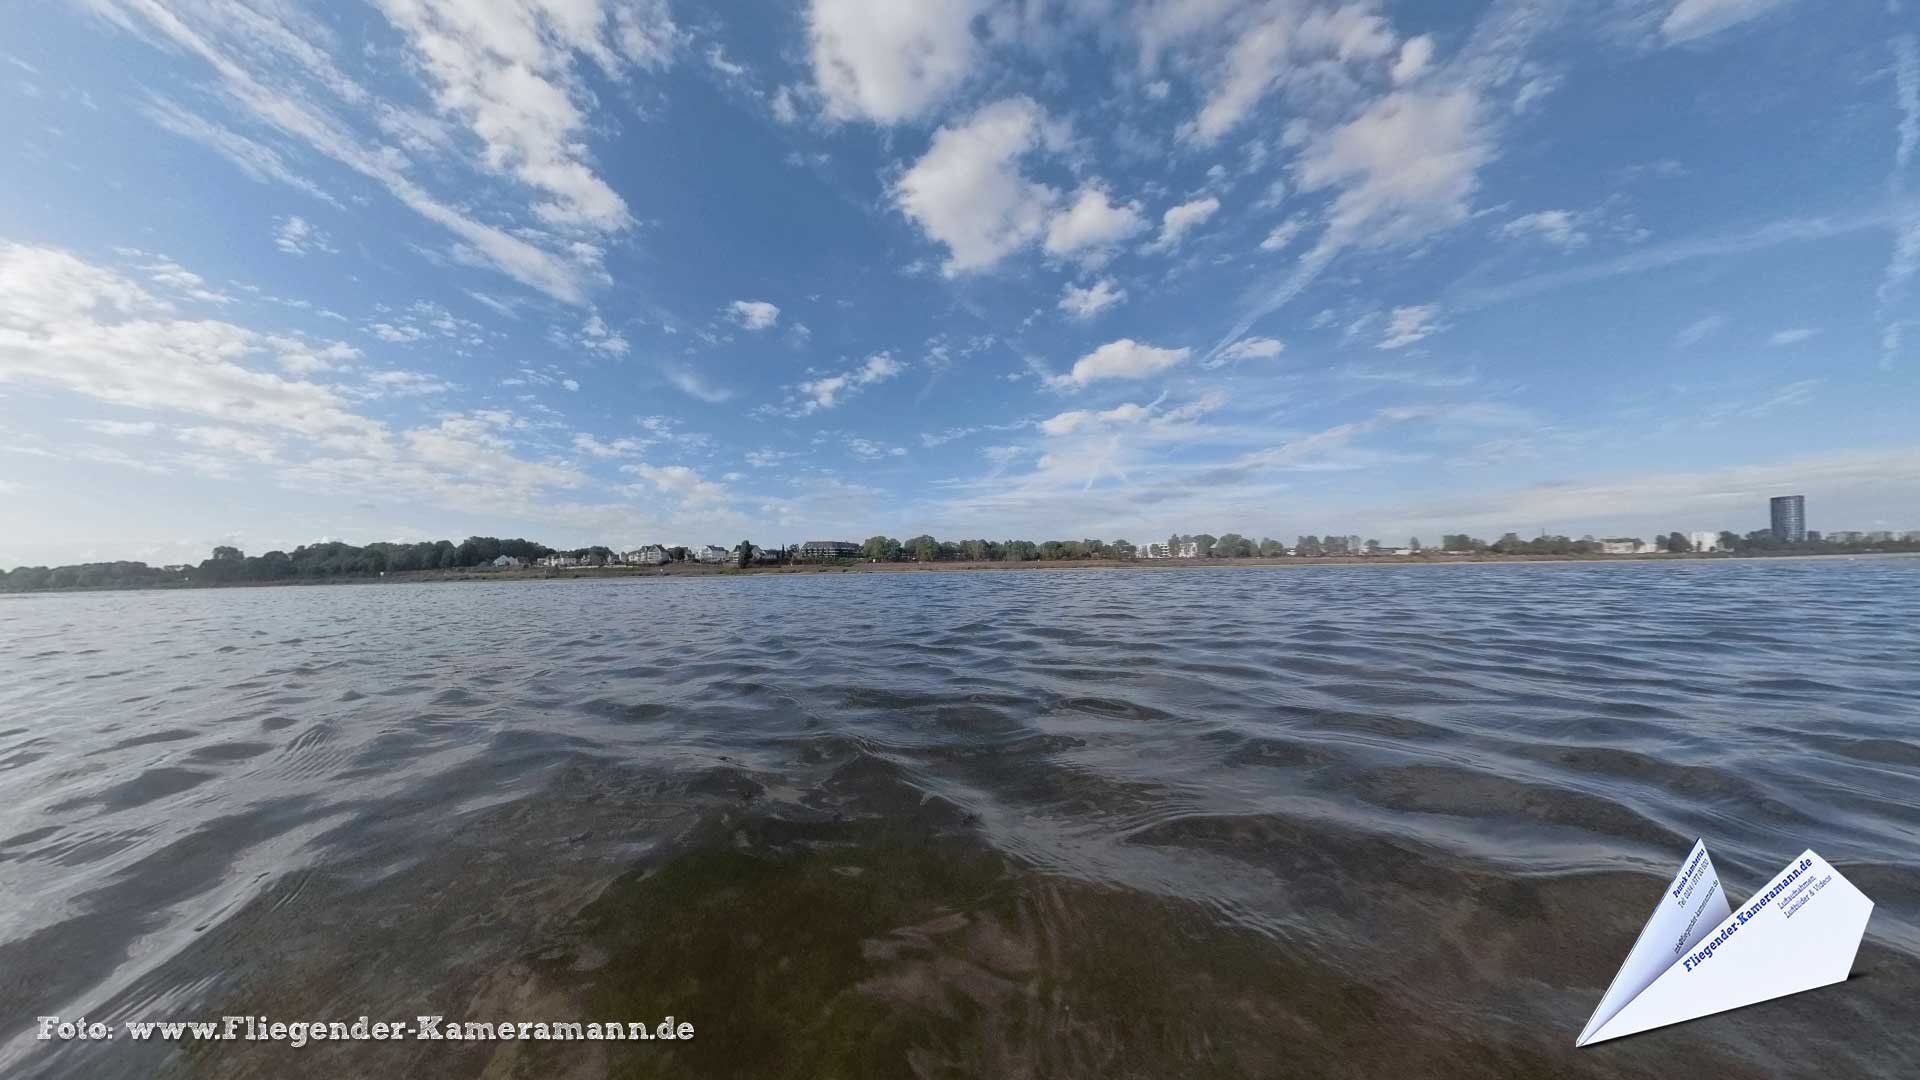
[1577,839,1873,1046]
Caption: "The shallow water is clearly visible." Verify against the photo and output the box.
[2,559,1918,1077]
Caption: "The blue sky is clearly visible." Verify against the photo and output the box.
[1,0,1916,567]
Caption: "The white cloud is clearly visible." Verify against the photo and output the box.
[727,300,781,330]
[1058,278,1127,320]
[133,255,233,305]
[1171,3,1396,147]
[1295,89,1489,247]
[808,0,988,124]
[622,463,728,505]
[771,83,801,124]
[370,322,425,343]
[1204,336,1284,368]
[705,41,749,82]
[572,432,647,458]
[177,425,280,462]
[370,0,681,233]
[745,448,797,467]
[1049,339,1191,389]
[73,419,160,437]
[0,243,378,439]
[892,96,1067,275]
[362,370,453,397]
[1140,197,1218,257]
[1039,401,1152,436]
[845,437,906,459]
[1660,0,1795,45]
[139,96,340,208]
[1674,313,1726,348]
[1392,34,1433,84]
[1499,209,1588,250]
[1881,37,1918,368]
[1767,327,1819,347]
[272,214,338,256]
[103,5,613,303]
[578,314,629,355]
[1378,305,1442,350]
[1044,183,1148,262]
[0,242,598,516]
[1259,214,1308,253]
[789,352,903,414]
[562,378,581,391]
[664,368,734,403]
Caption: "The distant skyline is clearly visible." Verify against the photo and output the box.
[3,1,1918,568]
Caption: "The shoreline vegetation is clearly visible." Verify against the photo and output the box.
[5,532,1919,595]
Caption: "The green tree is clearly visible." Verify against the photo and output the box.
[1666,531,1692,553]
[736,540,753,569]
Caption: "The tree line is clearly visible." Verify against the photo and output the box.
[5,528,1915,593]
[1,536,554,592]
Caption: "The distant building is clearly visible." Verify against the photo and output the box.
[798,540,860,560]
[1176,541,1200,558]
[539,554,579,568]
[1142,543,1171,559]
[696,544,731,564]
[492,555,524,568]
[1598,538,1650,555]
[1687,531,1720,553]
[1904,530,1920,543]
[625,545,669,566]
[1866,530,1894,543]
[1770,495,1806,544]
[1829,531,1863,544]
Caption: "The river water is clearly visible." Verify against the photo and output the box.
[2,559,1917,1077]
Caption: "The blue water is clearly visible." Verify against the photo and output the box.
[3,558,1917,1077]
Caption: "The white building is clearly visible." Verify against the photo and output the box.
[1142,543,1171,559]
[1598,539,1650,555]
[539,554,579,568]
[492,555,524,568]
[1688,531,1720,552]
[625,545,669,566]
[1176,541,1200,558]
[697,544,731,564]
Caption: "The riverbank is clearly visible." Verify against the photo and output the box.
[8,549,1917,596]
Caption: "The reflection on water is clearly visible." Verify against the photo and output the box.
[2,559,1918,1077]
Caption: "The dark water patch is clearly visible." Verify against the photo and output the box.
[1509,744,1790,811]
[0,824,63,849]
[1341,764,1681,848]
[48,767,217,813]
[187,741,275,763]
[1292,706,1455,741]
[577,697,672,723]
[1800,735,1920,768]
[1224,735,1335,769]
[0,750,50,771]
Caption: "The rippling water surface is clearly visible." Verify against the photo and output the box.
[3,559,1918,1077]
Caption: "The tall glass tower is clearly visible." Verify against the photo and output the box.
[1770,495,1806,543]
